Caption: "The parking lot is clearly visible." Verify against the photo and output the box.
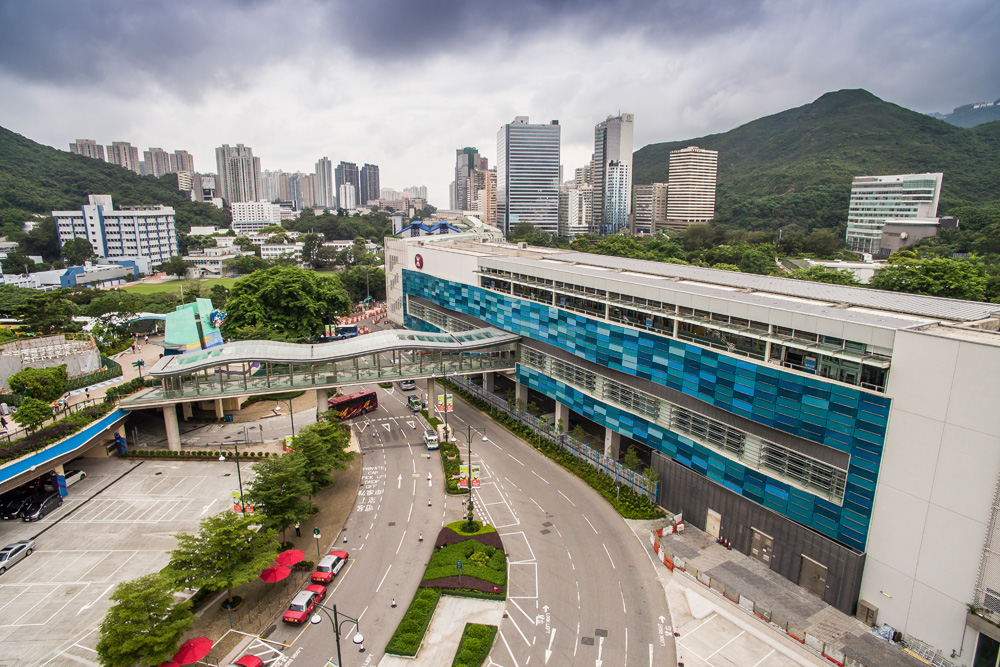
[675,610,809,667]
[0,455,254,666]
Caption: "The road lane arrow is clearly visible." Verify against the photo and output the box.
[545,628,557,663]
[398,474,402,489]
[659,615,666,624]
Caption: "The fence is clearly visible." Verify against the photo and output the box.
[450,376,658,502]
[0,397,104,445]
[66,355,123,391]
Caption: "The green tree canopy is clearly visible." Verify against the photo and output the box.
[156,256,194,279]
[222,265,350,341]
[60,237,95,265]
[245,453,313,540]
[165,511,279,605]
[13,291,77,333]
[869,256,987,301]
[790,265,862,286]
[7,365,68,401]
[223,254,268,276]
[16,397,52,431]
[339,265,386,302]
[95,572,196,667]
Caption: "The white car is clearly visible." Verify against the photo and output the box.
[64,470,87,487]
[0,539,34,575]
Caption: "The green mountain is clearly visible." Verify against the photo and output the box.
[0,125,229,236]
[633,89,1000,231]
[930,98,1000,128]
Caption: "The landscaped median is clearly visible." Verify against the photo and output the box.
[385,521,506,659]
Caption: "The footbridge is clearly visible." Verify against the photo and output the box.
[119,327,520,448]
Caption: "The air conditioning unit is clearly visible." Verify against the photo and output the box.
[856,599,878,627]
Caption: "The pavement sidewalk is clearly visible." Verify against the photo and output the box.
[379,597,505,667]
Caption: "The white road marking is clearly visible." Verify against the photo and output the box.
[619,581,627,613]
[508,454,525,466]
[395,530,407,555]
[375,565,392,593]
[583,514,599,534]
[498,630,522,667]
[603,543,616,569]
[752,649,776,666]
[557,490,576,506]
[407,502,413,523]
[531,470,549,484]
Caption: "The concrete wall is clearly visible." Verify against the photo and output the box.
[861,327,1000,663]
[0,336,101,391]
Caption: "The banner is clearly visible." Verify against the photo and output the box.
[436,393,454,413]
[458,464,481,490]
[232,490,254,515]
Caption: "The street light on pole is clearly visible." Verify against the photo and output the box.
[464,424,488,532]
[218,441,245,512]
[310,602,365,666]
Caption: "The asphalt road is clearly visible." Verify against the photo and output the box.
[269,382,676,667]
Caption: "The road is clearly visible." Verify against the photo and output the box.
[269,382,675,667]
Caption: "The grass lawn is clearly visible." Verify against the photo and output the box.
[121,277,242,295]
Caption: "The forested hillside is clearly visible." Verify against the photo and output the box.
[633,89,1000,231]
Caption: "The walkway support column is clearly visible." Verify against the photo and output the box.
[316,388,328,418]
[515,381,528,406]
[214,399,224,420]
[555,402,570,432]
[604,428,621,460]
[482,372,495,393]
[181,402,193,420]
[164,405,181,452]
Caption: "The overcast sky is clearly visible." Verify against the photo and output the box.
[0,0,997,208]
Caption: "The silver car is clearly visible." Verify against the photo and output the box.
[0,539,35,575]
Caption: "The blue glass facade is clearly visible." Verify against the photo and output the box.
[404,270,889,551]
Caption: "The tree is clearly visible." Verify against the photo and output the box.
[289,427,341,496]
[738,248,776,275]
[869,256,987,301]
[258,224,285,235]
[300,233,323,269]
[13,292,76,333]
[801,229,844,257]
[340,265,386,302]
[233,236,259,255]
[95,572,196,667]
[60,238,95,265]
[165,511,279,606]
[245,454,313,541]
[222,265,350,341]
[156,256,194,279]
[0,284,34,317]
[222,254,267,276]
[209,284,229,309]
[790,265,861,286]
[16,397,52,431]
[623,446,642,472]
[7,365,68,401]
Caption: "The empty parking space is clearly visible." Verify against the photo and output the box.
[676,612,805,667]
[0,456,249,665]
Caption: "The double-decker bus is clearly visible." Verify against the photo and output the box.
[327,390,378,419]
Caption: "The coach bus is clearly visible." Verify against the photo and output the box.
[327,389,378,419]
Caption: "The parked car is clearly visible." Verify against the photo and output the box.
[43,469,87,492]
[1,489,36,520]
[225,655,263,667]
[407,395,421,412]
[282,588,321,624]
[21,491,63,522]
[399,379,416,391]
[304,584,327,602]
[226,654,264,667]
[311,550,349,584]
[0,539,35,575]
[423,429,439,450]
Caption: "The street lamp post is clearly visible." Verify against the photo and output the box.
[310,602,364,666]
[464,425,488,531]
[218,441,245,511]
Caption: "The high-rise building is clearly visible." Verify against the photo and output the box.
[845,173,943,255]
[381,188,401,200]
[315,157,334,209]
[574,164,591,187]
[338,183,357,210]
[230,201,282,235]
[106,141,141,174]
[477,168,497,226]
[260,170,289,203]
[335,162,360,206]
[591,114,634,235]
[360,164,380,207]
[215,144,262,205]
[496,116,561,234]
[69,139,105,161]
[664,146,718,231]
[298,174,316,209]
[454,148,489,212]
[403,186,428,200]
[172,150,194,174]
[143,148,172,178]
[558,185,591,238]
[633,183,669,234]
[53,195,177,265]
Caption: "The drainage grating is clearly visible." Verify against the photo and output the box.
[581,637,594,646]
[540,529,551,535]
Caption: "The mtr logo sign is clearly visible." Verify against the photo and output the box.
[414,254,424,269]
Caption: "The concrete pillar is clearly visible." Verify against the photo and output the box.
[482,372,495,393]
[515,381,528,406]
[316,388,328,418]
[181,402,193,420]
[555,402,570,432]
[423,377,434,411]
[604,428,621,460]
[164,405,181,452]
[214,399,224,420]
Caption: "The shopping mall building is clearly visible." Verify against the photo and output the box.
[385,230,1000,664]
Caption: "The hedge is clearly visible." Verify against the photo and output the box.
[439,438,464,494]
[452,623,498,667]
[423,541,506,586]
[384,588,441,656]
[0,405,113,464]
[104,377,158,403]
[240,391,304,408]
[440,380,664,520]
[127,449,273,460]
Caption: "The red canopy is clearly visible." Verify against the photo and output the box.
[259,564,291,583]
[173,636,213,664]
[275,548,305,567]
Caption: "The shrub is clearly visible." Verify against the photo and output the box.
[8,365,69,402]
[451,623,497,667]
[385,588,441,656]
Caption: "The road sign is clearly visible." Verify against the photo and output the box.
[313,528,320,537]
[457,560,463,571]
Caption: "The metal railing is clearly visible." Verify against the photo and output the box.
[450,376,659,502]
